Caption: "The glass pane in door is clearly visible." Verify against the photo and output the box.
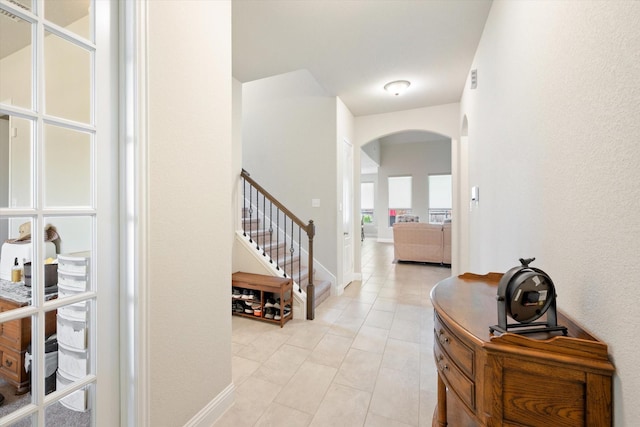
[0,5,32,110]
[0,314,34,415]
[0,115,33,209]
[44,31,91,124]
[46,381,93,423]
[44,0,92,41]
[43,125,92,207]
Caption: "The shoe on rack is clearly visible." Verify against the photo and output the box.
[274,310,281,321]
[232,288,242,299]
[264,298,276,308]
[234,302,244,313]
[284,305,292,317]
[241,289,252,300]
[242,301,253,314]
[273,298,281,309]
[264,308,274,319]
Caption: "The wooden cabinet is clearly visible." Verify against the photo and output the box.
[0,296,57,394]
[431,273,614,427]
[232,272,293,328]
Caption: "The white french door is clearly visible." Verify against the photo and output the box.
[342,138,354,289]
[0,0,119,425]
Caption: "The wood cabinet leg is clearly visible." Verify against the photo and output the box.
[436,372,447,427]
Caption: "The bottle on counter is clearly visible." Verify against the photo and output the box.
[11,257,22,283]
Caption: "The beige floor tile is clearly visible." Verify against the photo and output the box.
[255,344,311,386]
[229,376,285,425]
[351,325,390,354]
[418,387,438,427]
[382,338,421,373]
[333,348,382,392]
[343,301,374,319]
[235,329,293,363]
[313,307,343,325]
[307,333,353,368]
[309,383,371,427]
[275,361,337,415]
[286,323,330,350]
[388,317,422,343]
[364,412,414,427]
[352,289,379,304]
[327,314,365,338]
[363,309,394,330]
[371,297,397,312]
[369,367,420,426]
[255,402,313,427]
[232,355,261,386]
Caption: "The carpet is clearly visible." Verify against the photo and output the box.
[0,377,91,426]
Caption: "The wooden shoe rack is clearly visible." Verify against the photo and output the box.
[232,272,293,328]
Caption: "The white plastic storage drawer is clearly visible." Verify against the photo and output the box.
[58,342,88,378]
[57,370,88,412]
[58,271,89,291]
[58,303,88,322]
[58,282,89,314]
[57,251,91,275]
[57,313,88,350]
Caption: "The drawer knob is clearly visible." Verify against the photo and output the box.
[438,362,449,372]
[5,360,12,368]
[439,336,450,345]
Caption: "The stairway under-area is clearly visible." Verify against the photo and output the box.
[241,208,332,312]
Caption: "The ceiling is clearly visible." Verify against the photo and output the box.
[233,0,493,117]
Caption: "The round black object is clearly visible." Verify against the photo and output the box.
[505,269,555,323]
[497,258,556,324]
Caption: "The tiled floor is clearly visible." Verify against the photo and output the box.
[214,239,452,427]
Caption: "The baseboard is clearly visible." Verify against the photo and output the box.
[183,383,235,427]
[377,238,393,243]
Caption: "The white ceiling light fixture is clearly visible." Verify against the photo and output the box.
[384,80,411,96]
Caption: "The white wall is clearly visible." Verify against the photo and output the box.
[461,1,640,424]
[375,140,451,241]
[146,2,232,425]
[242,69,338,275]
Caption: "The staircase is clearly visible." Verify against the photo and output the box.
[240,171,332,318]
[242,210,331,309]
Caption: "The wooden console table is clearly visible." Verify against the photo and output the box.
[430,273,614,427]
[0,280,57,394]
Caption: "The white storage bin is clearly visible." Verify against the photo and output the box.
[58,342,88,378]
[59,303,88,322]
[57,251,91,275]
[56,370,88,412]
[58,270,89,291]
[58,282,89,313]
[57,313,87,350]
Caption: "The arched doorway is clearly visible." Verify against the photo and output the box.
[358,129,454,269]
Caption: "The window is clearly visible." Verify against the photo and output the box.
[361,182,374,224]
[388,176,412,226]
[429,174,452,223]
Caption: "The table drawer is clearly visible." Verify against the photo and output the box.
[0,346,22,382]
[435,341,475,410]
[434,314,474,378]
